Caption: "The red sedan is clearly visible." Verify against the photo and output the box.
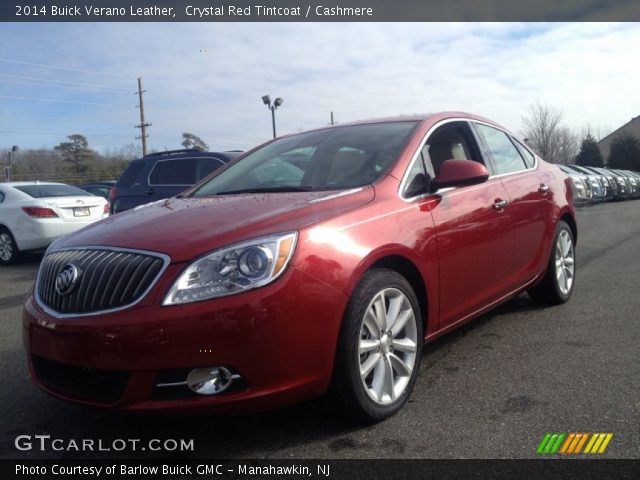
[23,112,576,420]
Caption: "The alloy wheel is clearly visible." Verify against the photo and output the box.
[555,229,575,295]
[358,288,418,405]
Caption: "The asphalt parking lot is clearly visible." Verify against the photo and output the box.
[1,201,638,460]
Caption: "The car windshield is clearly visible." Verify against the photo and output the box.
[14,184,92,198]
[191,122,417,196]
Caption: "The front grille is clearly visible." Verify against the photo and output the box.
[36,248,166,315]
[32,356,129,404]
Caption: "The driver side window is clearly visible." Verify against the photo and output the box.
[402,121,486,199]
[426,123,480,176]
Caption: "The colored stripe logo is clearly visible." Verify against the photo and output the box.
[537,433,613,455]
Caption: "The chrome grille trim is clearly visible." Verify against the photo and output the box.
[35,246,170,318]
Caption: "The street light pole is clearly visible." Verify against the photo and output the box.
[262,95,284,139]
[270,105,277,138]
[7,146,17,182]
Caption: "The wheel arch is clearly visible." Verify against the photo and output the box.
[560,211,577,245]
[367,255,429,336]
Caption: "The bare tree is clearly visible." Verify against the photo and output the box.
[578,124,612,142]
[555,127,580,165]
[522,102,564,162]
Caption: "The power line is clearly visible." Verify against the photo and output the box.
[0,73,131,91]
[0,115,131,126]
[0,94,128,107]
[0,129,137,137]
[0,78,132,94]
[0,57,127,77]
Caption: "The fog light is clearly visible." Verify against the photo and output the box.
[186,367,234,395]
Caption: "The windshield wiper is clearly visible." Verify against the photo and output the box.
[215,186,316,195]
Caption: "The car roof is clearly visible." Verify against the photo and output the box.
[135,149,241,162]
[273,111,506,139]
[2,181,65,187]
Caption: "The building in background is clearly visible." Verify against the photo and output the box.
[598,116,640,161]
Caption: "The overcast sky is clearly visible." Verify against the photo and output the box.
[0,22,637,154]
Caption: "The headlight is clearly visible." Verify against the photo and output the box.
[163,232,297,305]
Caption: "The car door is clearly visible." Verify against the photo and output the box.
[419,121,514,329]
[472,122,555,287]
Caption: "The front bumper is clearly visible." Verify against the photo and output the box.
[23,266,348,414]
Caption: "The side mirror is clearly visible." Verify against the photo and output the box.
[404,173,428,198]
[431,159,489,191]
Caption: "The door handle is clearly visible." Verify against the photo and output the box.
[493,199,509,210]
[538,183,550,193]
[145,188,154,195]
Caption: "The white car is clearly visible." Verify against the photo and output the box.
[0,182,109,265]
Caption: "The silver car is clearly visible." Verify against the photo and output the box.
[558,165,592,206]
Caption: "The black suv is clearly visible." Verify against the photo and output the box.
[110,149,241,213]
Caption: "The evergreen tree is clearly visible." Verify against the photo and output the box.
[608,133,640,170]
[54,134,95,174]
[181,133,209,151]
[574,134,604,167]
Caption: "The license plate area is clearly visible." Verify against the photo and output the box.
[73,207,90,217]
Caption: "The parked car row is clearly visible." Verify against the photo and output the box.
[558,164,640,205]
[0,150,242,263]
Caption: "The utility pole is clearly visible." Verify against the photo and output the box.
[135,77,151,156]
[330,112,335,125]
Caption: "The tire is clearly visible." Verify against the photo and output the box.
[331,268,423,421]
[0,227,20,265]
[528,221,575,305]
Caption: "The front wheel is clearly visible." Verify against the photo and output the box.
[331,269,423,421]
[528,221,575,305]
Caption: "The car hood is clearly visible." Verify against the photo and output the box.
[53,188,375,263]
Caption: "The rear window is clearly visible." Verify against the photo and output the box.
[116,161,145,187]
[14,184,90,198]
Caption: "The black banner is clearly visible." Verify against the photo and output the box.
[3,459,640,480]
[2,0,640,22]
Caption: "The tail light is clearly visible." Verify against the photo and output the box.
[108,186,117,214]
[22,207,58,218]
[103,203,110,215]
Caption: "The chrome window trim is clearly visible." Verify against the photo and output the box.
[147,157,225,187]
[398,116,541,203]
[34,246,170,319]
[398,117,466,203]
[469,120,538,177]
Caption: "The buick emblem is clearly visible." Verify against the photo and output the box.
[55,264,80,296]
